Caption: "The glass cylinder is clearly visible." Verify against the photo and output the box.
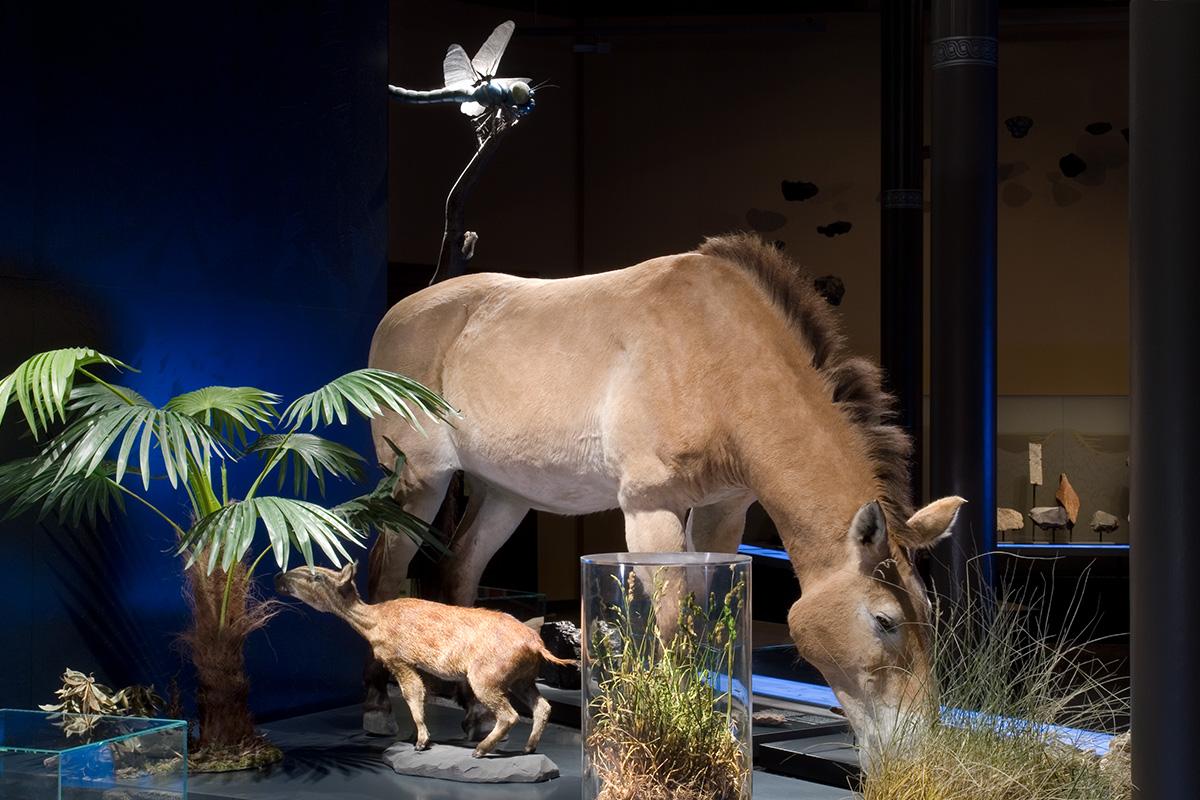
[581,552,752,800]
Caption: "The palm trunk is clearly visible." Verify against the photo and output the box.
[183,558,275,755]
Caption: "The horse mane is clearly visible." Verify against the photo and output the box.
[696,233,915,529]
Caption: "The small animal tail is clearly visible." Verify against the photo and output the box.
[539,646,579,669]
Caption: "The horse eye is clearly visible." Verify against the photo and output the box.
[874,614,898,634]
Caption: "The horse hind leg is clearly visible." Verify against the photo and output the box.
[441,483,530,608]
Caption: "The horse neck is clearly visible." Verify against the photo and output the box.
[736,395,881,585]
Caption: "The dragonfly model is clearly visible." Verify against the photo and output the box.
[389,21,535,137]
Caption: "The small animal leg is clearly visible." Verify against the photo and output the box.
[518,682,552,754]
[467,671,520,757]
[392,663,432,750]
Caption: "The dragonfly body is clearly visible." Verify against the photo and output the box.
[388,21,535,120]
[388,78,532,116]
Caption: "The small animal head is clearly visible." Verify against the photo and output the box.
[274,562,360,613]
[787,496,966,767]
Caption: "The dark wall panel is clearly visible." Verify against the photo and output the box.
[0,1,388,720]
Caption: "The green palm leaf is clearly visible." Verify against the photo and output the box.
[246,433,366,498]
[280,369,457,433]
[164,386,279,447]
[0,457,126,528]
[334,487,449,558]
[68,383,151,416]
[333,439,448,557]
[180,496,367,573]
[46,405,229,490]
[0,348,131,438]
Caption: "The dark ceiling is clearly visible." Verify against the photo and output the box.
[461,0,1128,17]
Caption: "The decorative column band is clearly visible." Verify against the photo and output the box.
[930,36,998,69]
[882,189,923,209]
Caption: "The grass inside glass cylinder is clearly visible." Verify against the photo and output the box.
[582,553,751,800]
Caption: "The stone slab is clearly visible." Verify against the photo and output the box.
[382,742,559,784]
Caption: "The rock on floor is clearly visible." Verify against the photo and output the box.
[383,742,560,783]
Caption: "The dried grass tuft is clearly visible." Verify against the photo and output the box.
[860,564,1131,800]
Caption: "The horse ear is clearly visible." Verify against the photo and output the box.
[904,496,967,549]
[849,500,888,557]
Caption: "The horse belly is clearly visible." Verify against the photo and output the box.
[450,421,621,515]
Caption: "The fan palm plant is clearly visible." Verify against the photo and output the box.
[0,347,456,769]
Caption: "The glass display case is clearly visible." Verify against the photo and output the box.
[581,552,752,800]
[0,709,187,799]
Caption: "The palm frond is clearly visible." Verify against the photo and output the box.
[0,348,131,438]
[0,457,126,528]
[180,496,368,573]
[332,440,448,558]
[164,386,279,447]
[280,369,457,433]
[246,433,366,498]
[68,383,152,415]
[46,405,229,490]
[334,489,449,558]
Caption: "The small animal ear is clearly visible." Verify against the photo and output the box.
[849,500,888,555]
[339,561,357,583]
[903,496,967,549]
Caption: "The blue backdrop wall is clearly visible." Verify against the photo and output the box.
[0,1,389,720]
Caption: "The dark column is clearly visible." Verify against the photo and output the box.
[928,0,997,594]
[1130,2,1200,797]
[881,0,925,508]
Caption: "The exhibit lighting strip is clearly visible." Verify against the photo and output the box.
[740,543,1130,559]
[737,543,792,561]
[995,542,1130,551]
[751,674,1114,756]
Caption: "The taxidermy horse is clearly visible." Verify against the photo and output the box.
[366,233,964,760]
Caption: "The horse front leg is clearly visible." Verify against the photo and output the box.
[621,502,690,641]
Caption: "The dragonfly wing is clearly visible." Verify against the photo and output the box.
[443,44,478,89]
[460,101,486,117]
[472,20,514,78]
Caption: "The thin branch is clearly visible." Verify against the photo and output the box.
[244,428,297,501]
[77,368,136,406]
[106,479,185,538]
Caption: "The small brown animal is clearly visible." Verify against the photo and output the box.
[275,562,573,757]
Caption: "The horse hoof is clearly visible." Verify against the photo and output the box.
[363,711,398,737]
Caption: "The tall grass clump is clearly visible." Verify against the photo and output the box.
[586,571,749,800]
[860,561,1131,800]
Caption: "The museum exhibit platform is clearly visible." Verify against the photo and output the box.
[188,688,855,800]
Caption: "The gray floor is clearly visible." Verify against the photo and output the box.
[189,690,855,800]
